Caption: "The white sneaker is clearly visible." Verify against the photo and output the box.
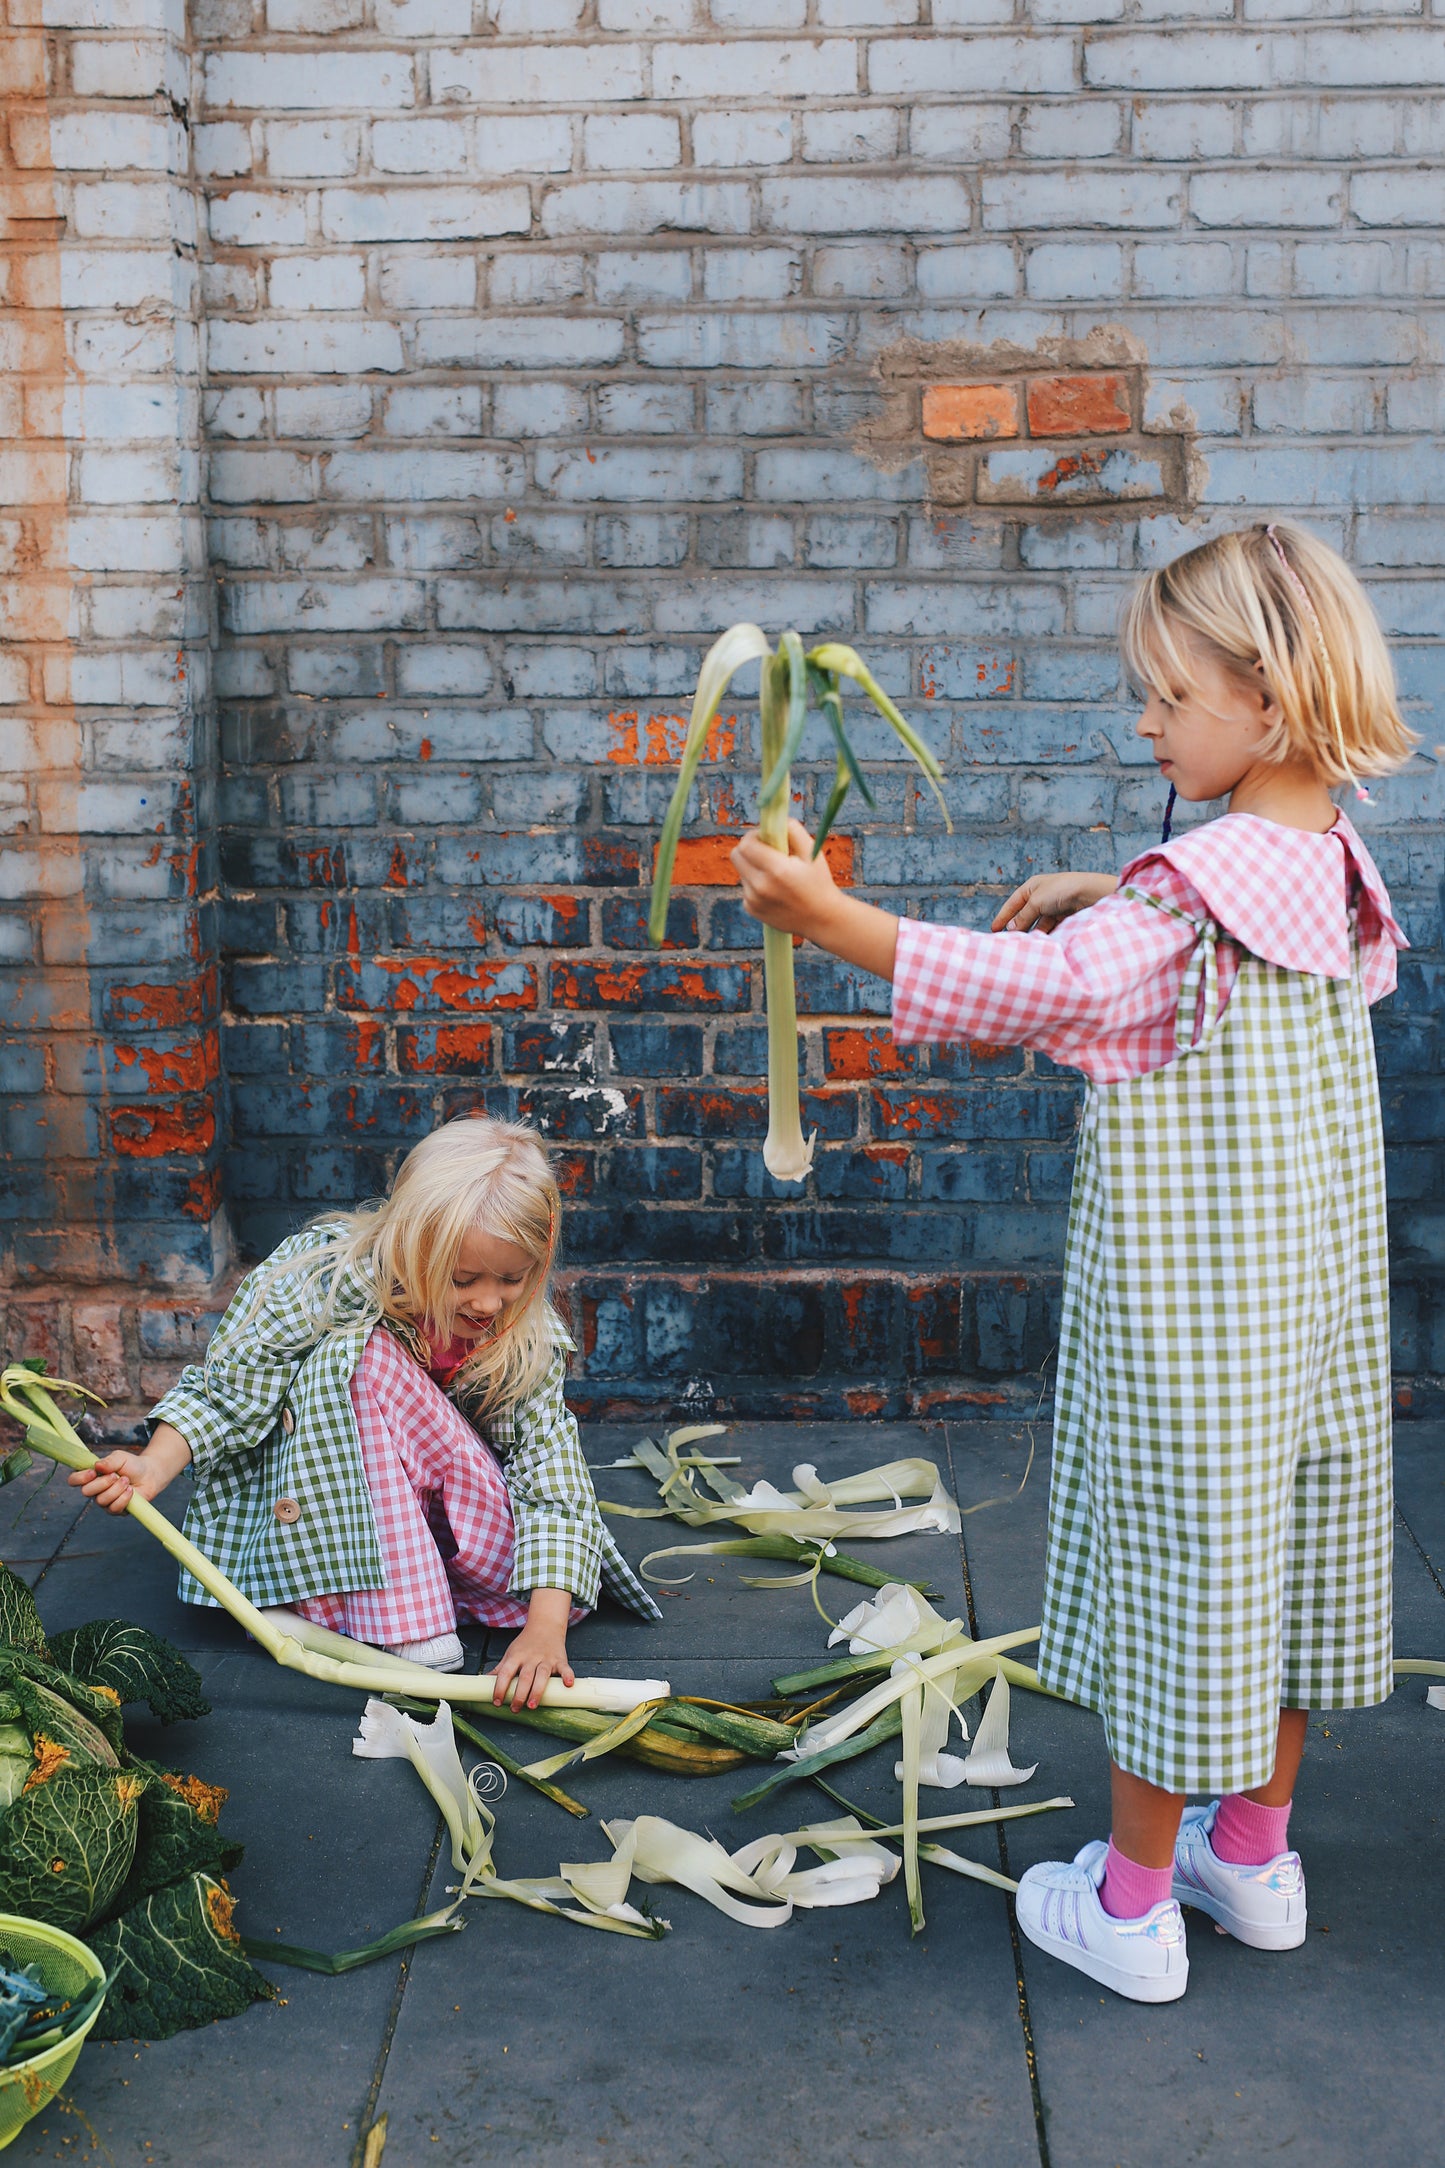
[387,1633,466,1672]
[1172,1803,1306,1950]
[1016,1839,1189,2004]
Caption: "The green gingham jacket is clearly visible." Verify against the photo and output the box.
[149,1225,660,1622]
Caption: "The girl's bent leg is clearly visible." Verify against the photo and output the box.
[294,1328,502,1647]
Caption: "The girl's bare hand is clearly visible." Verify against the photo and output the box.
[992,872,1119,935]
[494,1589,576,1710]
[730,821,839,942]
[68,1450,169,1516]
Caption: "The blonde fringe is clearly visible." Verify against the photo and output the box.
[1121,522,1419,786]
[240,1116,563,1422]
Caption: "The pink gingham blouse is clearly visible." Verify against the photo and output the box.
[892,812,1407,1085]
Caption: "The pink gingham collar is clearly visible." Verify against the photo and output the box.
[1118,811,1407,980]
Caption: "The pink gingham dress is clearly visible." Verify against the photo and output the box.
[892,812,1404,1080]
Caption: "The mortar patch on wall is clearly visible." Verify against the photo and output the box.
[857,326,1205,522]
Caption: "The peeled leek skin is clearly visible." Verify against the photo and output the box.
[0,1367,667,1717]
[648,624,950,1186]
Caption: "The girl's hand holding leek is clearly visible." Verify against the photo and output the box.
[69,1420,192,1515]
[731,821,901,984]
[493,1587,576,1711]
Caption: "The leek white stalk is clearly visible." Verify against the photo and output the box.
[1,1366,667,1716]
[650,624,950,1185]
[958,1666,1037,1788]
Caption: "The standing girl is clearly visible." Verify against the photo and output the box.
[70,1116,659,1709]
[730,523,1414,2002]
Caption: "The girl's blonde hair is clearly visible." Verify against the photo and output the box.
[266,1115,562,1419]
[1121,522,1418,785]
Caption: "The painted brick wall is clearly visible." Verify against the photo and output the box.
[4,0,1445,1421]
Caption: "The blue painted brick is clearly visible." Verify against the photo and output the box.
[793,957,892,1017]
[812,1145,910,1202]
[220,899,278,955]
[229,961,329,1016]
[931,1040,1025,1079]
[599,1145,703,1199]
[607,1021,704,1077]
[976,1280,1029,1373]
[0,1042,45,1094]
[712,1024,805,1078]
[705,898,765,950]
[872,1085,1082,1143]
[711,1147,816,1202]
[292,1144,390,1202]
[502,1019,596,1073]
[759,1210,964,1266]
[292,1020,385,1076]
[919,1149,1025,1203]
[600,896,699,950]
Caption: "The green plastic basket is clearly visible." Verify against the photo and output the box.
[0,1914,107,2151]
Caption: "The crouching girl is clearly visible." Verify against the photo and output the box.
[71,1116,659,1706]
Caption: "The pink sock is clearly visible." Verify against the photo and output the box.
[1211,1793,1292,1866]
[1099,1838,1175,1920]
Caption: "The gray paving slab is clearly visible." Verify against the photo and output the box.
[370,1656,1039,2168]
[951,1425,1445,2168]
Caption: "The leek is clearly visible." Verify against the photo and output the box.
[649,625,949,1183]
[0,1366,667,1717]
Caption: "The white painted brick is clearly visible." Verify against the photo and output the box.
[639,310,850,368]
[324,449,524,500]
[491,382,589,436]
[75,449,177,504]
[801,106,900,163]
[1031,0,1120,17]
[1020,100,1124,158]
[37,111,173,172]
[474,115,574,174]
[371,118,471,174]
[378,252,477,308]
[1143,375,1246,436]
[59,249,178,311]
[1026,241,1123,298]
[1400,100,1445,156]
[65,383,180,441]
[1244,95,1398,158]
[595,381,695,432]
[915,244,1018,299]
[222,578,427,635]
[1253,373,1375,434]
[71,38,172,99]
[537,445,743,502]
[1192,169,1343,227]
[755,447,923,503]
[761,175,970,234]
[656,39,858,99]
[214,650,276,698]
[280,516,374,570]
[542,181,750,238]
[1385,379,1445,432]
[931,0,1015,21]
[414,315,625,367]
[69,514,185,574]
[1133,240,1236,297]
[395,643,496,695]
[489,253,585,305]
[208,318,405,373]
[210,450,319,502]
[208,516,271,568]
[320,187,530,242]
[202,262,258,311]
[1132,98,1236,160]
[375,0,472,28]
[693,109,793,167]
[710,0,806,22]
[871,35,1074,94]
[584,114,682,171]
[195,122,253,177]
[208,189,309,247]
[205,387,268,439]
[490,0,584,25]
[70,179,175,241]
[813,243,912,297]
[594,250,693,302]
[1352,169,1445,226]
[430,43,644,104]
[984,170,1181,229]
[1245,241,1290,297]
[268,253,365,311]
[702,248,801,303]
[205,50,416,109]
[266,0,364,26]
[1292,240,1399,297]
[597,0,695,24]
[819,0,919,21]
[909,105,1012,162]
[264,120,361,177]
[1087,27,1445,91]
[0,655,30,705]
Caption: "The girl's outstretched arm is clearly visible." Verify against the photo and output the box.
[731,820,900,980]
[993,871,1119,933]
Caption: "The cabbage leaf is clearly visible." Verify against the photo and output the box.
[88,1874,276,2041]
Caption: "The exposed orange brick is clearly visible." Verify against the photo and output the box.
[109,1100,217,1160]
[1026,373,1130,438]
[662,833,854,886]
[822,1027,915,1080]
[606,710,737,766]
[922,383,1020,442]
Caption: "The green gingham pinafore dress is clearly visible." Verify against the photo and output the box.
[1037,896,1394,1794]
